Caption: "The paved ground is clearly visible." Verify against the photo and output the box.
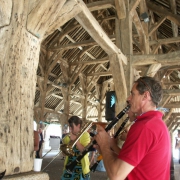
[41,150,180,180]
[174,159,180,180]
[41,150,108,180]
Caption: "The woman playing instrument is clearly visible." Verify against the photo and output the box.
[61,116,91,180]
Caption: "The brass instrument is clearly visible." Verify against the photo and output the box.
[42,121,93,171]
[60,121,93,156]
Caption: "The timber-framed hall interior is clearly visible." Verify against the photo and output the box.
[0,0,180,179]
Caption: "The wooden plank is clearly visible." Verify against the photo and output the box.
[164,108,174,122]
[87,71,112,76]
[79,73,87,95]
[79,73,88,120]
[163,89,180,96]
[139,0,149,54]
[169,0,178,37]
[87,76,100,93]
[59,58,69,83]
[44,0,83,39]
[146,63,161,77]
[147,1,180,26]
[27,0,66,39]
[129,0,141,15]
[149,37,180,46]
[115,0,126,19]
[132,11,148,54]
[110,54,127,101]
[132,51,180,66]
[115,10,133,95]
[148,16,166,37]
[159,96,172,107]
[37,75,65,89]
[87,0,115,11]
[75,0,127,64]
[164,82,180,86]
[70,57,109,66]
[164,102,180,108]
[168,116,179,131]
[49,35,115,51]
[70,65,86,86]
[95,84,102,122]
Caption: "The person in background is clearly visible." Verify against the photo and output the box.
[36,128,44,158]
[61,116,91,180]
[34,130,39,151]
[95,76,171,180]
[175,130,180,164]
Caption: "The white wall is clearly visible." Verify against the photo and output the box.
[43,124,62,150]
[34,121,37,131]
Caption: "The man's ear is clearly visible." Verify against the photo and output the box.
[143,91,151,100]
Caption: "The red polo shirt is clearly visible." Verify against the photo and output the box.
[118,111,171,180]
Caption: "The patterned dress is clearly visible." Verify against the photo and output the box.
[61,132,90,180]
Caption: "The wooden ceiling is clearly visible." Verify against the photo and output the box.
[34,0,180,131]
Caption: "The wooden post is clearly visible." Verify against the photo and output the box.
[0,0,71,177]
[79,73,88,121]
[0,21,40,174]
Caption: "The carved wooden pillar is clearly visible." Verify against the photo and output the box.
[109,54,127,116]
[0,0,67,177]
[96,84,103,122]
[38,74,49,122]
[0,8,40,175]
[115,6,133,95]
[79,73,88,121]
[61,87,71,126]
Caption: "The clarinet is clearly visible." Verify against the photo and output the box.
[65,105,130,173]
[90,116,129,172]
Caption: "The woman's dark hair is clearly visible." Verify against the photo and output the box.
[135,76,163,106]
[68,116,82,129]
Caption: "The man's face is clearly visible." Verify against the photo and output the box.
[127,83,144,116]
[69,123,81,135]
[127,110,136,122]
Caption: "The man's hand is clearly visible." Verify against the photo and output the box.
[94,125,111,152]
[119,130,128,141]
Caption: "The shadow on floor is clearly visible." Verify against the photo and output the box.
[41,150,180,180]
[41,150,108,180]
[173,158,180,180]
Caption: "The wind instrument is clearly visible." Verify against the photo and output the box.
[42,121,93,171]
[65,105,130,173]
[90,116,129,172]
[60,121,93,156]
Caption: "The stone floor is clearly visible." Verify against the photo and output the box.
[41,150,180,180]
[174,159,180,180]
[41,150,107,180]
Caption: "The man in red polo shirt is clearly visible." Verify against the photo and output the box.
[95,76,171,180]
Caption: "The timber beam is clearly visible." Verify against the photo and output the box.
[132,51,180,66]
